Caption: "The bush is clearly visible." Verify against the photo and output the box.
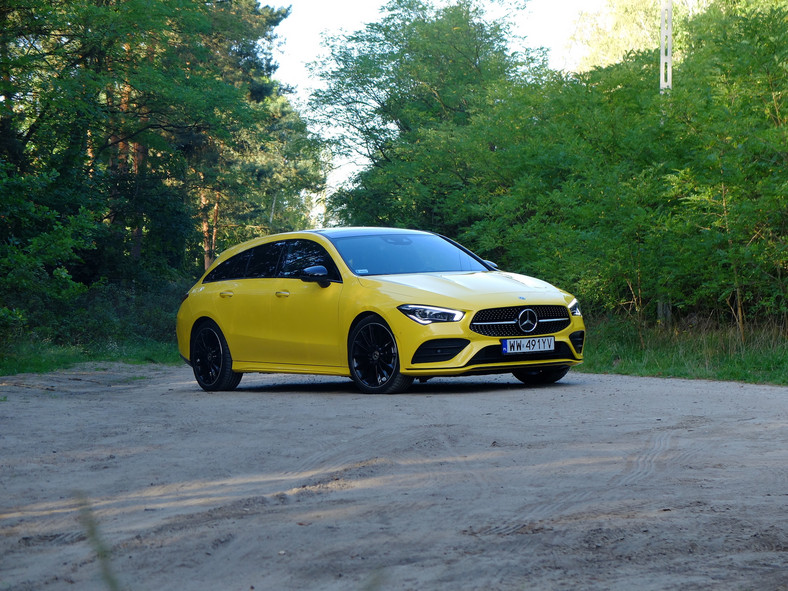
[55,279,192,347]
[0,307,26,350]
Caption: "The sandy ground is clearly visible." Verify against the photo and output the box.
[1,363,788,591]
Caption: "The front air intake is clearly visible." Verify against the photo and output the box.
[569,331,585,354]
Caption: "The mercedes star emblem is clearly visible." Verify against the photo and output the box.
[517,308,538,333]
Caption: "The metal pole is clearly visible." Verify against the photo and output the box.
[660,0,673,91]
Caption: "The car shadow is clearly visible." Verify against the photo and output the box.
[234,374,579,395]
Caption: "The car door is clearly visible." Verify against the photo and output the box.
[198,247,254,358]
[265,239,345,368]
[222,241,285,363]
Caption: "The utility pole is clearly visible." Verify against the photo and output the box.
[660,0,673,92]
[657,0,674,327]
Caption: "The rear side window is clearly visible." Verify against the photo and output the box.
[203,249,253,283]
[203,241,285,283]
[246,241,285,278]
[279,240,340,281]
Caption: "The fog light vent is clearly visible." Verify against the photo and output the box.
[569,331,585,354]
[412,339,470,364]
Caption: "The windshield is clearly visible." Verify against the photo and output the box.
[331,233,489,276]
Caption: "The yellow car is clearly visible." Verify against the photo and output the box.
[176,227,585,394]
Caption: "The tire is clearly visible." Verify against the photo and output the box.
[512,365,570,386]
[190,319,242,392]
[348,316,413,394]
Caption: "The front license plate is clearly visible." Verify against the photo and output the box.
[502,336,555,354]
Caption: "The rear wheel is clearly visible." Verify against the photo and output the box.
[191,320,242,392]
[512,366,569,386]
[348,316,413,394]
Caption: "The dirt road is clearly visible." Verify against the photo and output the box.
[1,363,787,590]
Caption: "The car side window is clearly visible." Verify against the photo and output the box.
[279,240,340,281]
[246,241,285,278]
[203,249,253,283]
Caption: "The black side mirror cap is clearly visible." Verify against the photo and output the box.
[300,265,332,288]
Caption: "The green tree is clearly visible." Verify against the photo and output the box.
[314,0,786,330]
[663,3,788,333]
[0,0,325,343]
[312,0,519,231]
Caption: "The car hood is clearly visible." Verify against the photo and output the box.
[357,271,570,308]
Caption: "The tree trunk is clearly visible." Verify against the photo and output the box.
[200,179,212,270]
[721,183,745,343]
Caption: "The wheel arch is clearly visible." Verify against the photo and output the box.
[187,316,222,360]
[346,312,413,394]
[346,311,395,361]
[347,311,386,340]
[188,316,242,391]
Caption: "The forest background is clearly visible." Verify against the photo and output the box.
[1,0,786,383]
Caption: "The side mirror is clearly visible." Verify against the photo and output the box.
[300,265,332,288]
[484,260,499,270]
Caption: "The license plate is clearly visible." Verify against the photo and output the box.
[502,336,555,354]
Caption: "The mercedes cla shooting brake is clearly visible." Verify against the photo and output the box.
[176,227,585,394]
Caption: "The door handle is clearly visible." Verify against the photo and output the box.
[275,291,290,298]
[219,291,234,298]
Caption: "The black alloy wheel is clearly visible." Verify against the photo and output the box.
[191,320,242,392]
[348,316,413,394]
[512,365,570,386]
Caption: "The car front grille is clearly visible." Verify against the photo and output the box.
[470,305,571,337]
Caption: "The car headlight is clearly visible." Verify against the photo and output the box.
[568,298,582,317]
[398,304,465,325]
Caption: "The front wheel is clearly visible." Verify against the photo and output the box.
[190,320,242,392]
[348,316,413,394]
[512,366,570,386]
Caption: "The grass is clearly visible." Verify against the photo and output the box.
[1,320,786,386]
[578,319,788,386]
[76,494,121,591]
[0,337,181,376]
[0,279,189,376]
